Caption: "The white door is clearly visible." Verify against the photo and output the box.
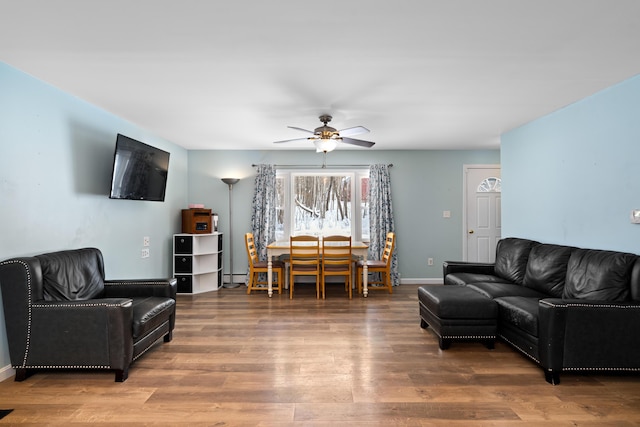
[464,165,501,262]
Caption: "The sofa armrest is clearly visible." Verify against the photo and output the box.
[539,298,640,374]
[442,261,495,278]
[104,278,177,299]
[18,299,134,370]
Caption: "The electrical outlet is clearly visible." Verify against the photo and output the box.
[143,236,150,247]
[428,258,434,266]
[141,248,150,258]
[443,210,451,218]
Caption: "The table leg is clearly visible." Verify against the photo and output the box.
[267,256,273,298]
[363,254,369,298]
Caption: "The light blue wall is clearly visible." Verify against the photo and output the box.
[502,74,640,253]
[187,149,500,280]
[0,60,500,377]
[0,63,188,373]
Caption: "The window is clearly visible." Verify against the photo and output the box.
[477,177,502,193]
[275,169,369,242]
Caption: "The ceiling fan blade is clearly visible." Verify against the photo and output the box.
[338,126,369,137]
[341,137,375,148]
[273,137,314,144]
[287,126,315,134]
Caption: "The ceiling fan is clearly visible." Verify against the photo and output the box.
[273,115,375,152]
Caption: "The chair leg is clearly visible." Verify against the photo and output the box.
[247,270,285,295]
[246,272,254,294]
[14,368,33,382]
[115,368,129,382]
[272,270,278,295]
[277,269,282,294]
[290,273,294,299]
[386,270,393,294]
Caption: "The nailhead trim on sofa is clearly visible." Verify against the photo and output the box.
[0,260,33,367]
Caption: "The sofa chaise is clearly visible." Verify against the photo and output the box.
[418,237,640,384]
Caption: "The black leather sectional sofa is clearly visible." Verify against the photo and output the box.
[420,237,640,384]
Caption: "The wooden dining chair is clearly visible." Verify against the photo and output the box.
[321,235,353,299]
[245,232,284,295]
[357,232,395,294]
[289,235,321,299]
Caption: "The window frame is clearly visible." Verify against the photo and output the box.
[275,168,369,242]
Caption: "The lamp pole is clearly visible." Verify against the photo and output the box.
[221,178,240,288]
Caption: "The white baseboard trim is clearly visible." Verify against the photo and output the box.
[225,274,247,285]
[0,364,14,382]
[399,278,442,285]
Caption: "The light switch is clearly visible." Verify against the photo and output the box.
[631,210,640,224]
[443,210,451,218]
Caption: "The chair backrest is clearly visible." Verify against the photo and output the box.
[290,235,320,269]
[36,248,106,301]
[322,235,352,271]
[381,232,395,267]
[245,232,259,265]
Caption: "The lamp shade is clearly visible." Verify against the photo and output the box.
[313,138,338,153]
[221,178,240,186]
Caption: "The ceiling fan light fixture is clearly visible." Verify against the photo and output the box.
[313,138,338,153]
[274,115,375,150]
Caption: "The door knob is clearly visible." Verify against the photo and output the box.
[468,230,474,234]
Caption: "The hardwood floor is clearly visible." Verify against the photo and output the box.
[1,283,640,425]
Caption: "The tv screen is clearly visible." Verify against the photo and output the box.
[109,134,170,201]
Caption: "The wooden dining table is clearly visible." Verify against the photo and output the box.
[266,240,370,297]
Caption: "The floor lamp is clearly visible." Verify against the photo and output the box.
[221,178,240,288]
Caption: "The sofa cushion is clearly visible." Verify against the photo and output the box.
[523,244,574,297]
[445,272,513,287]
[37,248,105,301]
[495,296,539,337]
[631,260,640,302]
[467,281,548,299]
[131,297,176,339]
[563,249,637,301]
[494,238,538,285]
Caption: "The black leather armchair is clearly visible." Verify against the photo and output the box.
[0,248,176,382]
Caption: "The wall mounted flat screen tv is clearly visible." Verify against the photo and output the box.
[109,134,170,201]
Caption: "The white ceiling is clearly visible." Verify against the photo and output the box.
[2,1,640,151]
